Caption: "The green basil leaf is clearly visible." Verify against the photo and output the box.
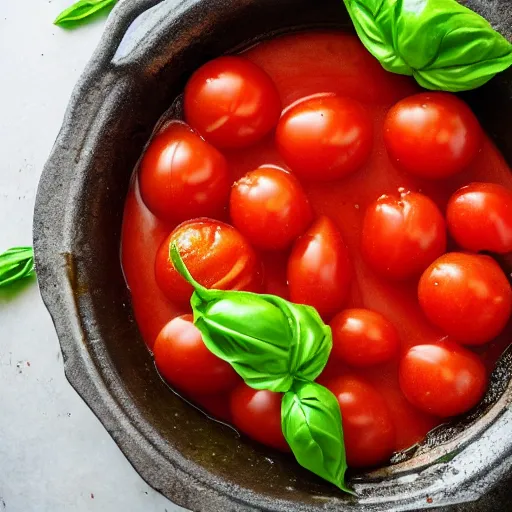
[170,244,332,392]
[54,0,117,26]
[0,247,36,288]
[343,0,512,91]
[282,381,352,492]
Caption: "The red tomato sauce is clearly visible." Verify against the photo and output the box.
[121,31,512,453]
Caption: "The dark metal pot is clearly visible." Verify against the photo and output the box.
[33,0,512,510]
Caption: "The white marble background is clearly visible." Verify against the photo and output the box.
[0,1,183,510]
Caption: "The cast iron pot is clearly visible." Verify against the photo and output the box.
[34,0,512,510]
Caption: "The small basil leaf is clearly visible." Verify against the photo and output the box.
[170,244,332,392]
[343,0,512,91]
[282,381,352,493]
[0,247,36,288]
[54,0,117,26]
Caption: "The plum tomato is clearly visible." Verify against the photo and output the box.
[230,383,289,452]
[184,56,281,149]
[447,182,512,254]
[230,166,313,250]
[399,341,487,418]
[383,92,481,179]
[326,375,395,468]
[361,191,447,280]
[154,314,239,396]
[330,309,400,368]
[139,122,230,223]
[276,94,373,181]
[287,216,351,318]
[155,218,263,304]
[418,252,512,345]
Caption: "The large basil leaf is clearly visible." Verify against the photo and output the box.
[282,381,351,492]
[171,244,332,392]
[343,0,512,91]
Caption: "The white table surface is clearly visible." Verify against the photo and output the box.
[0,2,184,511]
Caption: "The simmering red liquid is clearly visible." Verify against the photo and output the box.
[121,31,512,453]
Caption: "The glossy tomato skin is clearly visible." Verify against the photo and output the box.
[276,94,373,181]
[384,92,481,179]
[447,182,512,254]
[327,375,395,468]
[139,122,230,223]
[330,309,400,368]
[155,219,263,304]
[184,56,281,149]
[230,166,313,250]
[399,341,487,418]
[287,216,351,318]
[230,383,289,452]
[361,191,447,280]
[418,252,512,345]
[154,315,240,396]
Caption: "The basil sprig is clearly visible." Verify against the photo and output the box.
[54,0,117,26]
[170,244,350,491]
[343,0,512,92]
[0,247,35,288]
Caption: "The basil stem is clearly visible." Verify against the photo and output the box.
[54,0,117,26]
[343,0,512,92]
[0,247,36,288]
[170,243,333,392]
[282,381,351,492]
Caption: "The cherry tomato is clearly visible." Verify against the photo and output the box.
[230,166,313,250]
[139,122,230,223]
[184,56,281,149]
[276,94,373,181]
[383,92,481,179]
[287,216,351,318]
[418,252,512,345]
[155,219,263,304]
[330,309,400,368]
[399,341,487,418]
[361,191,447,280]
[154,315,239,396]
[447,182,512,254]
[326,375,395,468]
[230,383,289,452]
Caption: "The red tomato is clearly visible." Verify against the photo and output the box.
[384,92,481,179]
[287,216,351,318]
[230,166,313,250]
[230,383,289,452]
[155,219,263,303]
[184,56,281,149]
[326,375,395,468]
[361,191,447,280]
[330,309,400,368]
[139,122,230,223]
[154,315,239,395]
[447,182,512,254]
[399,341,487,418]
[418,252,512,345]
[276,94,373,181]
